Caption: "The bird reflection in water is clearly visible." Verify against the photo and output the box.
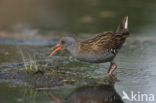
[50,82,123,103]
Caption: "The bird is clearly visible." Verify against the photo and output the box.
[49,16,130,76]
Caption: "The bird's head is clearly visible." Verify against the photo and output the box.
[49,37,77,57]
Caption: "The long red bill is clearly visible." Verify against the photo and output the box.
[49,44,61,57]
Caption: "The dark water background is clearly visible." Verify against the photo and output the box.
[0,0,156,103]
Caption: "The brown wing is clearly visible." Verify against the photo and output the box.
[78,31,129,54]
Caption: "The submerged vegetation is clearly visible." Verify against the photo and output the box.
[1,47,111,88]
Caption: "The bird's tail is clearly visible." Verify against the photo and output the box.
[116,16,129,34]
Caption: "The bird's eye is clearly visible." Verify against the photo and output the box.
[61,40,66,44]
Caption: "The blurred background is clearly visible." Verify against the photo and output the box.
[0,0,156,39]
[0,0,156,103]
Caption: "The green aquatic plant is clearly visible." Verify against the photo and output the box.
[21,51,39,72]
[26,56,39,72]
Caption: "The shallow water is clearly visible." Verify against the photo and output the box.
[0,0,156,103]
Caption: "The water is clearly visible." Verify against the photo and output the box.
[0,0,156,103]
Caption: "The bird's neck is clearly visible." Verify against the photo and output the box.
[66,42,78,55]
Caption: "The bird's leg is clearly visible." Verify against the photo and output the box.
[107,62,114,73]
[108,62,117,75]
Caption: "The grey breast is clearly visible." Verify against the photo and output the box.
[74,49,119,63]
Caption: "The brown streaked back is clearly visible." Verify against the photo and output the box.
[78,31,129,54]
[77,16,130,54]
